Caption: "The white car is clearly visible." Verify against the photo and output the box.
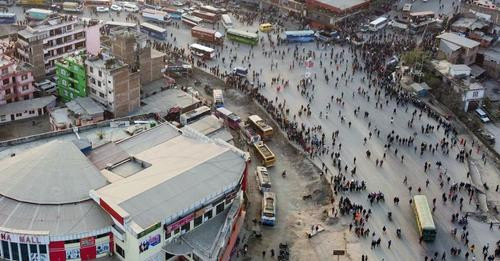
[110,4,122,11]
[96,6,109,12]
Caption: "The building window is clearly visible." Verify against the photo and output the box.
[29,110,35,114]
[174,228,180,235]
[203,210,212,221]
[90,77,96,84]
[21,74,28,80]
[10,242,18,261]
[15,113,22,117]
[22,85,29,91]
[1,241,10,259]
[194,216,202,227]
[165,232,171,239]
[98,70,102,77]
[5,89,10,94]
[0,115,5,122]
[99,92,105,98]
[115,245,125,258]
[89,66,94,73]
[29,244,37,255]
[97,81,101,87]
[216,203,224,215]
[90,88,96,94]
[181,223,190,233]
[1,68,7,75]
[20,244,28,261]
[39,245,47,254]
[2,78,9,85]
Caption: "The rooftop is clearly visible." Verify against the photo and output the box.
[307,0,369,11]
[0,96,56,116]
[67,97,105,119]
[437,32,480,49]
[93,123,246,233]
[136,88,201,116]
[86,53,127,71]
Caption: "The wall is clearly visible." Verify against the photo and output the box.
[85,24,102,56]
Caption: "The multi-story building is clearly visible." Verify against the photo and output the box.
[85,53,140,117]
[0,54,35,105]
[305,0,370,28]
[0,121,248,261]
[437,32,481,65]
[55,53,87,102]
[16,15,96,80]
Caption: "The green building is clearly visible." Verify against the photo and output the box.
[55,54,87,102]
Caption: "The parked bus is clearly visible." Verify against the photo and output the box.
[140,22,167,40]
[105,21,137,29]
[212,89,224,108]
[192,10,218,24]
[200,5,220,14]
[259,23,273,32]
[261,192,276,226]
[189,43,215,60]
[182,14,203,27]
[247,114,273,140]
[142,8,171,24]
[284,30,316,43]
[221,14,233,29]
[226,28,258,46]
[215,107,241,129]
[191,26,223,45]
[409,11,435,23]
[369,17,388,31]
[163,7,182,19]
[179,106,211,125]
[26,8,54,20]
[256,166,271,193]
[254,141,276,167]
[0,13,16,24]
[412,195,436,241]
[62,2,82,12]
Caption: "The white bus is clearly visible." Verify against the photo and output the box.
[123,3,139,12]
[369,17,388,31]
[189,43,215,60]
[179,105,211,125]
[256,166,271,193]
[212,89,224,108]
[261,192,276,226]
[221,14,233,29]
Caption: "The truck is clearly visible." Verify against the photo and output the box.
[253,141,276,167]
[62,2,81,12]
[191,26,223,45]
[240,122,261,144]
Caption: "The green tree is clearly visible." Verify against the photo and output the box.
[402,49,431,68]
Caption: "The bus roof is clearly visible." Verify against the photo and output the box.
[216,107,232,116]
[27,8,54,15]
[190,43,214,52]
[141,22,167,33]
[182,14,203,23]
[221,14,231,22]
[201,5,218,12]
[192,26,216,34]
[105,21,136,27]
[410,11,435,17]
[248,114,263,122]
[370,17,388,25]
[0,13,16,17]
[227,28,258,39]
[183,106,211,117]
[143,8,169,15]
[285,30,315,36]
[413,195,436,229]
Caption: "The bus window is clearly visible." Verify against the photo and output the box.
[212,89,224,108]
[216,107,240,129]
[412,195,436,241]
[179,106,211,125]
[247,115,273,140]
[256,166,271,193]
[261,192,276,226]
[259,23,273,32]
[189,43,215,60]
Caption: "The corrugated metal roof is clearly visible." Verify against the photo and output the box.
[0,96,56,116]
[0,140,108,204]
[437,32,480,49]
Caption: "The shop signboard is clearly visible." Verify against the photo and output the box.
[65,248,81,259]
[80,237,95,248]
[137,222,161,239]
[30,253,48,261]
[166,214,194,233]
[96,242,110,255]
[0,232,49,244]
[139,234,161,253]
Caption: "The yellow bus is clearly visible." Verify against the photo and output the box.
[247,115,273,140]
[412,195,436,241]
[259,23,273,32]
[254,141,276,167]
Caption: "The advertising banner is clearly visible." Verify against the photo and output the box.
[139,234,161,253]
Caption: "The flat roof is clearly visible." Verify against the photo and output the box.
[0,140,108,204]
[437,32,480,49]
[308,0,369,11]
[0,96,55,116]
[136,88,201,116]
[94,123,246,232]
[183,115,223,135]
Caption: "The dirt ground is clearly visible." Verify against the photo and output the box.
[176,71,361,261]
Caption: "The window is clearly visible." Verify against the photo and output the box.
[203,210,212,221]
[29,110,35,114]
[99,92,105,98]
[174,228,180,235]
[20,244,28,261]
[1,241,10,259]
[29,244,37,254]
[181,223,190,233]
[115,245,125,258]
[0,115,6,122]
[21,74,28,80]
[216,203,224,215]
[98,70,102,77]
[97,81,101,87]
[90,77,96,84]
[90,88,96,94]
[3,78,9,85]
[89,66,94,73]
[39,245,47,254]
[194,216,202,227]
[165,232,171,239]
[5,89,10,94]
[22,85,29,91]
[10,242,18,261]
[1,68,7,75]
[16,113,22,117]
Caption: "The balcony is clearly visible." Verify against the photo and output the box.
[44,27,84,43]
[44,36,86,54]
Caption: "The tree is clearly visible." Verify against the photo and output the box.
[402,49,431,68]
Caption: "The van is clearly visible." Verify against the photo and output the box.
[256,166,271,193]
[259,23,273,33]
[475,108,491,123]
[123,3,139,12]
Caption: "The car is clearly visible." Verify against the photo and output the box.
[110,4,122,11]
[96,6,109,12]
[475,108,491,123]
